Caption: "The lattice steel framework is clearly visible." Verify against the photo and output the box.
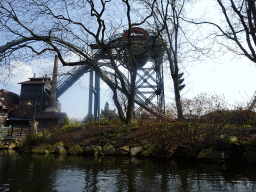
[55,29,165,120]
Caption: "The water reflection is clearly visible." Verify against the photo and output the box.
[0,151,256,191]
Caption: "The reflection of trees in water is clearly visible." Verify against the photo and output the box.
[63,156,256,191]
[84,157,102,191]
[0,151,57,192]
[1,152,256,191]
[176,162,256,192]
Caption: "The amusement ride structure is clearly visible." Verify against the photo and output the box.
[56,27,166,121]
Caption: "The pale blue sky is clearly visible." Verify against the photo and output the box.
[2,50,254,120]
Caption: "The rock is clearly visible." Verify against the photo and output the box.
[213,135,242,160]
[68,144,83,155]
[8,142,17,150]
[93,146,102,156]
[56,145,65,154]
[84,145,102,156]
[103,142,116,155]
[130,146,143,157]
[49,141,65,154]
[84,145,95,154]
[116,146,130,156]
[197,148,224,162]
[241,140,256,163]
[32,144,51,154]
[59,148,68,155]
[173,145,199,161]
[141,144,156,157]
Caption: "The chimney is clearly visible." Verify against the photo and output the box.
[44,55,59,113]
[33,73,36,78]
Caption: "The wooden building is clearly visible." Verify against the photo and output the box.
[5,74,67,129]
[0,89,20,124]
[18,74,61,118]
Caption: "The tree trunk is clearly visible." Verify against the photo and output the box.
[172,73,184,120]
[125,95,134,124]
[113,90,125,122]
[125,63,137,124]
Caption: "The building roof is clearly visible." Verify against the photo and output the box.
[18,77,52,84]
[0,89,10,94]
[0,89,20,109]
[5,91,20,98]
[0,89,20,97]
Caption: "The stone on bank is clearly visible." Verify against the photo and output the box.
[84,145,102,156]
[116,146,129,156]
[103,143,116,155]
[49,141,65,154]
[68,144,83,155]
[130,146,143,157]
[32,144,51,154]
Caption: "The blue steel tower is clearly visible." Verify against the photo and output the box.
[56,28,165,121]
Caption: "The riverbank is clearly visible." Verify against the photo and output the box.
[7,122,256,164]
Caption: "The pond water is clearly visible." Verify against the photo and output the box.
[1,150,256,192]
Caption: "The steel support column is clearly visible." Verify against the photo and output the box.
[88,70,93,116]
[94,72,100,122]
[88,70,101,122]
[155,56,165,113]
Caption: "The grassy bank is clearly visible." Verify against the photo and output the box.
[17,119,256,159]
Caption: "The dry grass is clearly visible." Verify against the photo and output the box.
[47,120,256,158]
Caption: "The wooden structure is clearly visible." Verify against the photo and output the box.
[18,74,61,117]
[0,89,20,123]
[2,73,67,131]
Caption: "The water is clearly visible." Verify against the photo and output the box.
[1,150,256,192]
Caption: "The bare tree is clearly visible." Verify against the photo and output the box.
[139,0,205,120]
[215,0,256,62]
[0,0,156,123]
[185,0,256,63]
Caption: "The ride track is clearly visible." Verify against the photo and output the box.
[0,30,167,119]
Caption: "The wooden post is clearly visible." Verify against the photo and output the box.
[29,121,39,135]
[10,121,14,136]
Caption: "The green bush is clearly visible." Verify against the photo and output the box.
[18,134,46,149]
[61,123,84,130]
[247,120,256,127]
[100,119,111,125]
[62,117,70,126]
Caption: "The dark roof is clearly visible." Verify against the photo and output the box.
[0,89,20,109]
[0,89,20,97]
[19,80,51,84]
[5,91,20,99]
[18,77,52,84]
[29,77,51,80]
[0,89,9,94]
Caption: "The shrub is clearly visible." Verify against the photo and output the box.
[100,119,111,125]
[48,128,76,147]
[61,123,84,130]
[18,134,46,150]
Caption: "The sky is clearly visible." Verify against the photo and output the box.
[1,51,255,120]
[1,0,256,120]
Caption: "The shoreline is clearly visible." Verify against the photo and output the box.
[2,123,256,165]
